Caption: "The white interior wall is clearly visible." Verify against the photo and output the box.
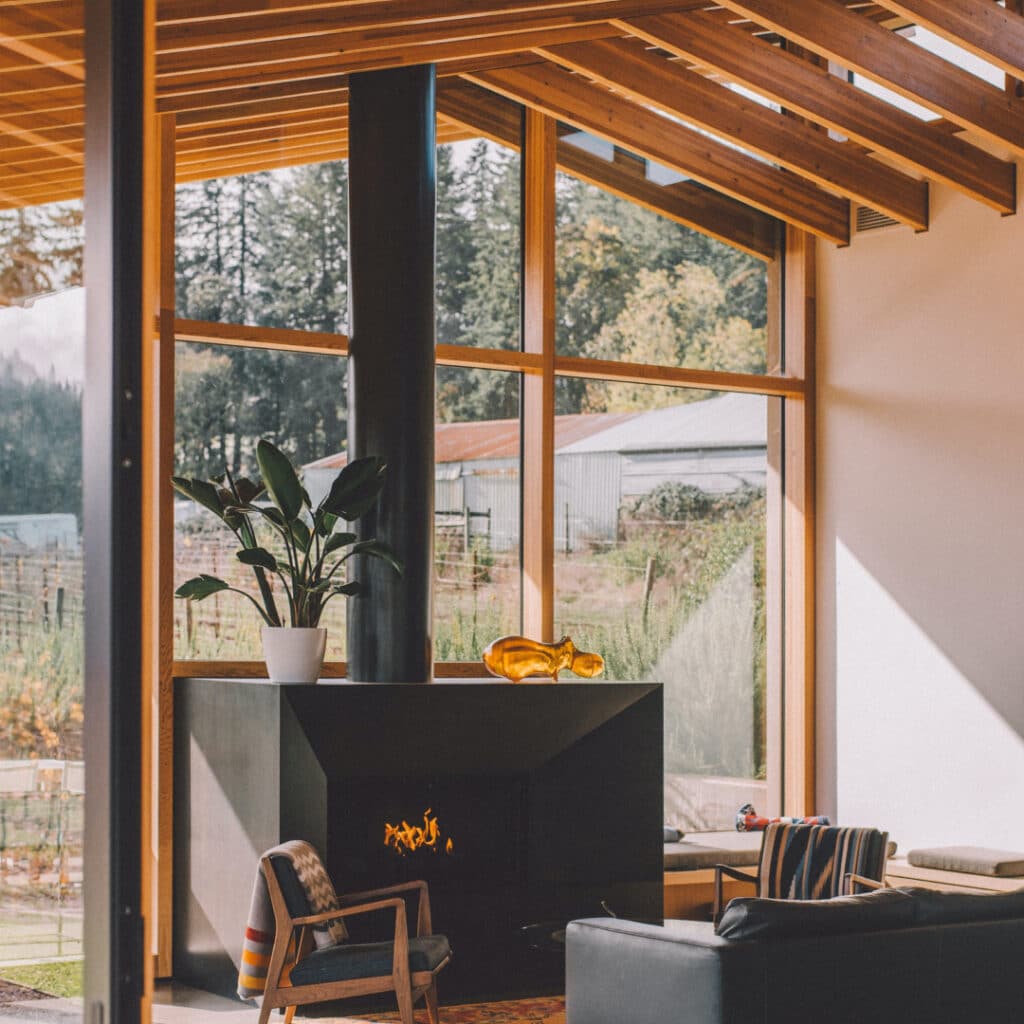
[816,180,1024,853]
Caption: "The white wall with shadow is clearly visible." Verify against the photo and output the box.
[817,175,1024,852]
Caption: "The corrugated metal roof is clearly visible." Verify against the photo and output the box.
[558,393,767,455]
[306,410,639,469]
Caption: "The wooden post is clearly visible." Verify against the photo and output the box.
[782,224,816,816]
[521,108,557,642]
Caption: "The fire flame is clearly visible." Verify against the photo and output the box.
[384,808,454,856]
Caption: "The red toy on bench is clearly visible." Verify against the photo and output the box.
[735,803,830,832]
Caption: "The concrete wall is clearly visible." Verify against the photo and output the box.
[816,181,1024,852]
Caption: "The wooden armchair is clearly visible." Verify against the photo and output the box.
[712,823,894,923]
[257,852,451,1024]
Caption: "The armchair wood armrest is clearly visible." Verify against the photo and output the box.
[291,897,406,926]
[713,865,759,924]
[843,872,887,895]
[340,879,433,935]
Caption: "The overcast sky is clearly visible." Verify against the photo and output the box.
[0,287,85,384]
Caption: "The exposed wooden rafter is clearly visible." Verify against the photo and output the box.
[869,0,1024,81]
[716,0,1024,157]
[468,61,851,243]
[437,79,781,260]
[537,35,929,229]
[619,11,1015,213]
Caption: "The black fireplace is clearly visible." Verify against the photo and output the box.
[174,678,663,1003]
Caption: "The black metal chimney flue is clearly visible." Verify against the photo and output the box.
[347,65,436,682]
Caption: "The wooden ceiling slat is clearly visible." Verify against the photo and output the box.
[870,0,1024,80]
[176,111,346,144]
[0,83,81,118]
[621,11,1016,213]
[539,35,928,229]
[437,78,780,260]
[469,61,850,243]
[157,0,701,50]
[157,73,347,113]
[717,0,1024,156]
[157,20,623,81]
[173,88,346,128]
[176,121,345,156]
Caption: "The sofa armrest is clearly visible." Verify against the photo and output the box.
[566,918,762,1024]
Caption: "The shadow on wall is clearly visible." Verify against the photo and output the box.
[819,385,1024,851]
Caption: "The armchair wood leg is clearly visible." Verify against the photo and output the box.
[283,1007,296,1024]
[396,982,416,1024]
[257,999,274,1024]
[425,980,440,1024]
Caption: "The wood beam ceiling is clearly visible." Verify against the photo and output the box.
[2,0,1022,242]
[869,0,1024,81]
[468,61,851,243]
[537,35,929,229]
[437,78,781,260]
[618,11,1015,213]
[716,0,1024,156]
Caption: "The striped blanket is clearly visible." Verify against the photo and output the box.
[238,840,346,1001]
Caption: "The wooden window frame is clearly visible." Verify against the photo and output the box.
[151,117,814,971]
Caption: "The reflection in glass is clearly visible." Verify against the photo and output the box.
[554,379,772,832]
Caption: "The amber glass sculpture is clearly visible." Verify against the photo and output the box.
[482,635,604,683]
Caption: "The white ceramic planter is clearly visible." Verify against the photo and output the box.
[261,626,327,683]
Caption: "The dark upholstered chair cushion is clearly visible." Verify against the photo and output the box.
[268,854,312,920]
[896,885,1024,925]
[715,887,916,941]
[289,935,451,986]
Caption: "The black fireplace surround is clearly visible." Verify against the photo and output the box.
[173,678,663,1003]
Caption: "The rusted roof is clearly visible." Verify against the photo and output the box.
[306,410,639,470]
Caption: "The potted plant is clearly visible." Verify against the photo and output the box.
[172,440,402,682]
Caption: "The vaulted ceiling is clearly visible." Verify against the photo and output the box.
[3,0,1023,255]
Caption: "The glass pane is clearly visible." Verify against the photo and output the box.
[555,172,769,373]
[554,379,773,832]
[437,140,521,350]
[176,162,349,332]
[435,366,521,660]
[0,199,85,970]
[174,343,348,660]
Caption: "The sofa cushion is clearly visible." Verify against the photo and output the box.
[908,845,1024,877]
[896,885,1024,925]
[715,887,916,941]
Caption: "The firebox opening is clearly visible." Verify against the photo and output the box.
[383,808,455,856]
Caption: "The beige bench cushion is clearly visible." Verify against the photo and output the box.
[908,846,1024,878]
[664,841,759,872]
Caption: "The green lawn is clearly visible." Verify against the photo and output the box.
[0,959,83,998]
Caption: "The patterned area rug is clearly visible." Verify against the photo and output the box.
[329,996,566,1023]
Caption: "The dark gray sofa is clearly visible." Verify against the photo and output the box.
[566,887,1024,1024]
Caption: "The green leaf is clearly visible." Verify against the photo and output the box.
[256,439,305,522]
[319,456,387,521]
[234,476,265,504]
[323,531,357,556]
[237,547,278,571]
[348,539,404,577]
[290,519,311,553]
[175,574,230,600]
[317,511,338,537]
[332,581,362,597]
[256,506,286,528]
[171,477,224,520]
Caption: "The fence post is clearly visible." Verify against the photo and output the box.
[462,507,471,554]
[56,586,65,631]
[564,502,571,556]
[642,556,656,629]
